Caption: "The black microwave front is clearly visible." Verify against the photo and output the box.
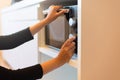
[44,5,78,54]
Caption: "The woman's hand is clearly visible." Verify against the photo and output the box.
[29,5,68,37]
[41,37,76,74]
[45,5,68,23]
[57,37,76,63]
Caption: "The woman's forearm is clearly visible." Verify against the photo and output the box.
[41,57,65,75]
[29,18,50,36]
[0,28,33,50]
[41,37,75,75]
[29,5,67,36]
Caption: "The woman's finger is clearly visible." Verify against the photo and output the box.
[62,37,76,48]
[56,9,68,16]
[70,46,76,56]
[55,5,63,10]
[68,42,75,50]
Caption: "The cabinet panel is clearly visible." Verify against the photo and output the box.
[82,0,120,80]
[2,5,39,21]
[1,21,39,69]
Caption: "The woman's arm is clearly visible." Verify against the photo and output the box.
[0,5,67,50]
[0,28,33,50]
[0,37,75,80]
[29,5,68,35]
[41,37,75,74]
[0,64,43,80]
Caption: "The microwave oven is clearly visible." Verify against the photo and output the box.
[44,5,78,54]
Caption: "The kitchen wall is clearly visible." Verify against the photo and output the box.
[0,0,11,34]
